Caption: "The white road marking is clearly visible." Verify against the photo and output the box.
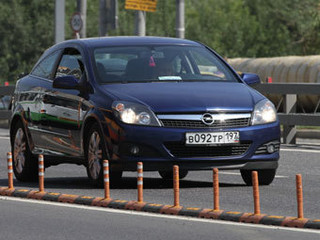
[0,136,9,140]
[274,175,289,178]
[280,148,320,154]
[219,171,288,178]
[0,196,319,234]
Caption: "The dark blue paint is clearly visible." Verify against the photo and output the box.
[101,82,264,113]
[11,37,281,185]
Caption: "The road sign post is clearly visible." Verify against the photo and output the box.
[77,0,87,38]
[99,0,118,37]
[55,0,65,43]
[70,12,83,39]
[176,0,185,38]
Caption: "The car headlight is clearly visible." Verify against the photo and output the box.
[251,99,277,125]
[112,101,161,126]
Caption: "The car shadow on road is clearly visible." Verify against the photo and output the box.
[116,177,245,189]
[0,177,245,191]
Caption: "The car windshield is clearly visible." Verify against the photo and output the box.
[93,45,238,84]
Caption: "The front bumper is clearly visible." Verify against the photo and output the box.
[104,120,280,171]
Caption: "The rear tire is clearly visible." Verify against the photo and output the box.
[159,170,189,180]
[11,121,38,181]
[240,169,276,186]
[85,123,122,186]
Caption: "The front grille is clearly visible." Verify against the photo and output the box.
[160,118,250,128]
[164,142,251,158]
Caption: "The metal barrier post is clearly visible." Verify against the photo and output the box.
[296,174,304,219]
[7,152,13,189]
[283,94,297,144]
[252,171,261,215]
[173,165,180,207]
[213,168,220,211]
[38,155,44,192]
[103,160,110,199]
[137,162,143,202]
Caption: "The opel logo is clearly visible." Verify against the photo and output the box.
[201,113,215,125]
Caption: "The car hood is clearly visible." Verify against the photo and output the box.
[100,82,265,113]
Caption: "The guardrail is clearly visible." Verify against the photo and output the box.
[0,86,14,120]
[254,83,320,144]
[1,83,320,144]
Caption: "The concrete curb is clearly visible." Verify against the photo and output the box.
[1,187,319,230]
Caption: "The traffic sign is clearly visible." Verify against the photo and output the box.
[70,12,83,32]
[125,0,157,12]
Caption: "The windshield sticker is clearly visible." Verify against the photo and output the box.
[158,76,182,81]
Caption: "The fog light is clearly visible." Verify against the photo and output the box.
[130,146,140,155]
[267,144,275,153]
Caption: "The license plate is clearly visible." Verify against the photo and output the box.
[185,131,239,145]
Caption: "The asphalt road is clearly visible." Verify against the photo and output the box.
[0,128,319,239]
[1,196,319,240]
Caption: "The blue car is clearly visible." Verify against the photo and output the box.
[10,37,280,186]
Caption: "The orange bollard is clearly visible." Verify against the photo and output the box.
[252,171,261,215]
[296,174,304,219]
[38,155,44,192]
[7,152,14,189]
[137,162,143,202]
[103,160,110,199]
[173,165,180,207]
[213,168,220,211]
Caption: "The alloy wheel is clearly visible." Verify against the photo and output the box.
[87,131,103,180]
[13,128,26,174]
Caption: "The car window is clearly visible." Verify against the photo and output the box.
[95,50,137,82]
[189,50,226,79]
[93,45,237,84]
[32,51,60,79]
[55,49,84,80]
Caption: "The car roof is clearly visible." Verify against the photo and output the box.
[54,36,203,49]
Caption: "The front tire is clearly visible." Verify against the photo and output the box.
[240,169,276,186]
[11,121,37,181]
[85,123,122,186]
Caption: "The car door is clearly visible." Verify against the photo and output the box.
[20,50,62,153]
[37,47,87,157]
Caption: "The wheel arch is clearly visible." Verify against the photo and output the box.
[10,114,34,150]
[82,113,112,161]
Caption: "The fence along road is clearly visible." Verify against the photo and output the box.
[2,83,320,144]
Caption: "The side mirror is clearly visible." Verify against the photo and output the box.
[53,75,79,90]
[241,73,261,85]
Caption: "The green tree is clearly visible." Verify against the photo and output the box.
[1,0,320,83]
[186,0,261,57]
[0,0,54,83]
[244,0,320,56]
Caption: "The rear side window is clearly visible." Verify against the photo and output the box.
[32,51,60,79]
